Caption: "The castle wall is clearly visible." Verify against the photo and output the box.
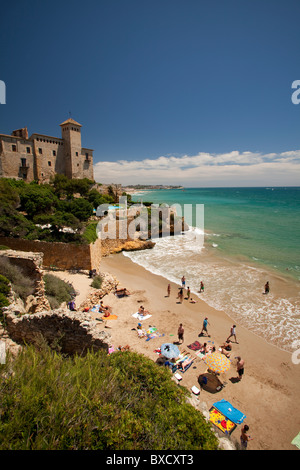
[0,135,35,181]
[31,135,65,183]
[0,236,102,272]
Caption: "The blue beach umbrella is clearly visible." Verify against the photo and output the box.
[161,343,180,359]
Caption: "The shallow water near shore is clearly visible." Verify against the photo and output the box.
[128,187,300,352]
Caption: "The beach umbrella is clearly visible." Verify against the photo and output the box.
[204,353,231,374]
[160,343,180,359]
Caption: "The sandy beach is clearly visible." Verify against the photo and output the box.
[61,252,300,450]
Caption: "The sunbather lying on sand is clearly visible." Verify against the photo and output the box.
[219,340,232,357]
[115,287,131,296]
[200,343,213,354]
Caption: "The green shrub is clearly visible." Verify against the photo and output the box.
[0,292,9,307]
[0,274,10,296]
[91,275,103,289]
[82,222,98,244]
[0,258,35,300]
[44,274,75,309]
[0,346,219,450]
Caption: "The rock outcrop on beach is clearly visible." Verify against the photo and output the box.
[79,271,118,310]
[109,239,155,254]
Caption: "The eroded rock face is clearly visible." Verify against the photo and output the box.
[5,309,112,355]
[0,249,51,313]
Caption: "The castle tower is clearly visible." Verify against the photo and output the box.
[60,118,83,179]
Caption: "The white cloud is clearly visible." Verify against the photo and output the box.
[93,150,300,187]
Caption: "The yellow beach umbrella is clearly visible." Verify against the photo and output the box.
[204,352,231,374]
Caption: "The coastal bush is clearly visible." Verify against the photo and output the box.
[19,184,58,219]
[82,222,98,244]
[0,178,135,244]
[0,346,219,450]
[0,274,10,324]
[43,274,75,309]
[0,274,10,296]
[87,189,114,209]
[91,275,103,289]
[0,258,35,301]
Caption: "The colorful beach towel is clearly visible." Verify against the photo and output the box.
[209,407,236,435]
[213,399,246,424]
[187,340,202,351]
[145,332,165,341]
[101,314,118,320]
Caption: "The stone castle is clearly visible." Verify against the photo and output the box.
[0,118,94,183]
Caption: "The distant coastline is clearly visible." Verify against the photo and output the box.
[122,184,184,194]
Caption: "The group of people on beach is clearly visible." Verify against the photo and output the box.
[167,276,204,304]
[170,275,250,446]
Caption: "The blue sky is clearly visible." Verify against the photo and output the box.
[1,0,300,186]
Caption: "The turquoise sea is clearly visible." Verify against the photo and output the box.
[125,187,300,352]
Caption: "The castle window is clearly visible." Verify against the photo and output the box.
[48,161,51,166]
[26,147,31,154]
[12,144,17,152]
[52,150,56,156]
[38,148,42,154]
[21,158,27,167]
[76,152,78,156]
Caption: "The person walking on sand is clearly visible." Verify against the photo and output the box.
[236,356,245,381]
[199,281,204,293]
[264,281,270,294]
[178,323,184,344]
[181,276,186,288]
[178,287,184,303]
[186,286,191,300]
[199,317,210,337]
[167,283,171,297]
[227,324,238,343]
[240,424,253,449]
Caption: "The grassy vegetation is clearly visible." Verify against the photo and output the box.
[0,258,35,301]
[0,274,10,324]
[0,345,219,450]
[43,274,75,309]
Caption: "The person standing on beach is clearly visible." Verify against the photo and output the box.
[178,287,184,303]
[186,286,191,300]
[199,281,204,293]
[227,324,238,343]
[178,323,184,344]
[264,281,270,294]
[181,276,186,288]
[167,283,171,297]
[240,425,253,449]
[236,356,245,381]
[199,317,210,337]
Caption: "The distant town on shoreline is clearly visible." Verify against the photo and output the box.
[123,184,184,190]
